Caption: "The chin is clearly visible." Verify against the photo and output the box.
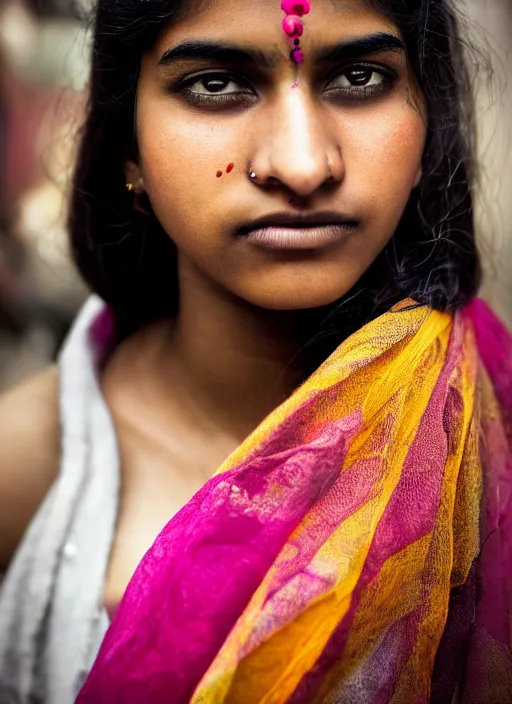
[222,247,376,313]
[238,281,355,312]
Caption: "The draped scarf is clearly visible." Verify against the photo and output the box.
[76,298,512,703]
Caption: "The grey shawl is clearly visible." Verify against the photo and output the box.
[0,296,118,703]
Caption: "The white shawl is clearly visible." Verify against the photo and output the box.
[0,297,118,703]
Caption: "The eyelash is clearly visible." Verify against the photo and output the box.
[173,64,397,109]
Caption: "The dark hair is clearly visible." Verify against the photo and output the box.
[69,0,482,347]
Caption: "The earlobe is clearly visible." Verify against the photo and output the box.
[124,160,145,192]
[413,165,423,189]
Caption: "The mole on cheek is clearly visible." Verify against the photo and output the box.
[216,170,223,178]
[226,163,234,173]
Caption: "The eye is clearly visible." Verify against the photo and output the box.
[187,74,246,95]
[175,71,257,109]
[324,64,396,98]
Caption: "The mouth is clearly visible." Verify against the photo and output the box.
[237,211,359,250]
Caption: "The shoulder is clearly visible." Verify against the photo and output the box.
[0,367,60,569]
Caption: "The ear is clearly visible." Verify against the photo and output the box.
[413,164,423,189]
[124,160,145,192]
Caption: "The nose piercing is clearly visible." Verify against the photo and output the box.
[249,169,270,183]
[249,155,338,184]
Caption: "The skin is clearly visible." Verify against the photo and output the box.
[121,0,426,438]
[1,0,427,614]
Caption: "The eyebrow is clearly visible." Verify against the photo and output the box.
[158,32,405,70]
[158,41,280,69]
[314,32,405,63]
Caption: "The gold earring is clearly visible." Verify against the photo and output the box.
[125,183,134,191]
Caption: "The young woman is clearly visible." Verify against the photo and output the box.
[0,0,511,701]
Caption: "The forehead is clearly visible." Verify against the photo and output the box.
[152,0,400,54]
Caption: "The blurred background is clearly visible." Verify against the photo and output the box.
[0,0,510,392]
[0,0,89,390]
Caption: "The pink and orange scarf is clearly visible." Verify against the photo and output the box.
[77,298,512,703]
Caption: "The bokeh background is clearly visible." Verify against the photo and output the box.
[0,0,511,391]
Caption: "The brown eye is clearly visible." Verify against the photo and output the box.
[344,68,378,86]
[184,72,252,97]
[174,71,258,110]
[324,64,396,99]
[329,68,384,89]
[192,76,236,94]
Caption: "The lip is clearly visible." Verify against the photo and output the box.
[238,210,358,250]
[238,210,358,232]
[237,211,358,250]
[242,224,356,250]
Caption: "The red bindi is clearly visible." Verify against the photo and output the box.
[226,162,234,173]
[216,170,222,178]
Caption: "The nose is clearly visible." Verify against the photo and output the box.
[249,85,344,198]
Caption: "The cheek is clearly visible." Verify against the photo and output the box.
[136,98,237,238]
[343,103,425,216]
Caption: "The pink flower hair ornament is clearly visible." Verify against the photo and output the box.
[281,0,310,64]
[281,15,303,38]
[281,0,310,15]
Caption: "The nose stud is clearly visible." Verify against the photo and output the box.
[249,156,338,185]
[249,169,271,183]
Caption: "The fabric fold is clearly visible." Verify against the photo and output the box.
[76,299,512,704]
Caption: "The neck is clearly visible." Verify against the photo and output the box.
[161,259,330,442]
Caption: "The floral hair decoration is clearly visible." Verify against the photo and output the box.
[281,0,310,64]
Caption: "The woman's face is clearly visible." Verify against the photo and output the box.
[129,0,427,310]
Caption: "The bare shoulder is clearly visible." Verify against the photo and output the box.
[0,367,60,569]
